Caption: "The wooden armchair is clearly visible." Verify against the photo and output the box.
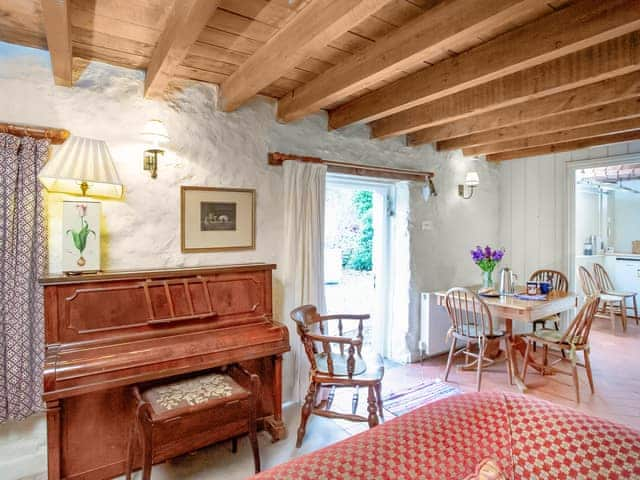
[291,305,384,448]
[579,266,628,332]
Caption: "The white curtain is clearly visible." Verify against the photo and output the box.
[282,160,327,402]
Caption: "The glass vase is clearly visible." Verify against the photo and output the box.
[481,270,494,289]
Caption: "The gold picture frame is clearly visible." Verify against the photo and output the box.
[181,186,256,253]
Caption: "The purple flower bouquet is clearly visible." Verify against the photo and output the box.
[470,245,505,288]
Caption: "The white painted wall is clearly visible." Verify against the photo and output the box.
[0,42,500,478]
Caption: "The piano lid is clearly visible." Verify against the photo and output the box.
[40,263,276,285]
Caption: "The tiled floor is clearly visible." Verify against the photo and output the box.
[49,318,640,480]
[418,317,640,431]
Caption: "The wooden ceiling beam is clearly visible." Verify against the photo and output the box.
[40,0,73,86]
[220,0,393,113]
[437,97,640,151]
[329,0,640,131]
[408,70,640,146]
[144,0,222,98]
[464,117,640,156]
[276,0,542,123]
[372,31,640,139]
[486,130,640,161]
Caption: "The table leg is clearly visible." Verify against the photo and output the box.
[505,318,528,393]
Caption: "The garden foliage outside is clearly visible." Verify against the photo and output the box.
[326,188,373,272]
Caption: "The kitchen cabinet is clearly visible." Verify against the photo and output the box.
[614,257,640,293]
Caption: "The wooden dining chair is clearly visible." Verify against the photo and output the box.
[578,266,628,332]
[593,263,638,325]
[291,305,384,448]
[521,296,599,403]
[529,270,569,351]
[443,288,513,392]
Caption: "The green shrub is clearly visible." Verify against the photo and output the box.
[346,191,373,271]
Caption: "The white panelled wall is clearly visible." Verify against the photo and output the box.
[499,140,640,290]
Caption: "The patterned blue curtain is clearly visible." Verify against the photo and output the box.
[0,133,48,422]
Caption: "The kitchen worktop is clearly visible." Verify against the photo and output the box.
[605,252,640,259]
[576,253,640,259]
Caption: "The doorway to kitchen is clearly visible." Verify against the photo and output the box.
[572,161,640,297]
[324,174,394,358]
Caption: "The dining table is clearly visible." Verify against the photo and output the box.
[434,287,578,393]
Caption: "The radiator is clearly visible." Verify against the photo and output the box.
[419,292,452,358]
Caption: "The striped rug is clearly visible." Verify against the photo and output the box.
[383,381,460,417]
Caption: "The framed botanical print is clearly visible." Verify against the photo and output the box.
[62,201,101,273]
[181,186,255,252]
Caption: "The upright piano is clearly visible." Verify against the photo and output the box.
[41,263,290,480]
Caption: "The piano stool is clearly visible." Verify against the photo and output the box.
[125,365,261,480]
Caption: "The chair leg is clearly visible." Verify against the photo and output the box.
[374,382,384,420]
[532,321,538,352]
[444,337,457,381]
[571,362,581,403]
[296,382,316,448]
[249,423,260,473]
[553,320,566,358]
[584,349,595,395]
[633,296,639,324]
[125,417,137,480]
[351,385,360,415]
[608,303,616,332]
[521,339,531,384]
[476,338,485,392]
[140,417,153,480]
[367,385,379,428]
[620,300,628,332]
[231,437,238,454]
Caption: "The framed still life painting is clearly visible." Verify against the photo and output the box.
[181,186,256,252]
[62,201,101,273]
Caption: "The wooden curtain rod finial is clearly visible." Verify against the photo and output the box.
[268,152,435,181]
[0,122,70,144]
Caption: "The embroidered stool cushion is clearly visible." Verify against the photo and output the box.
[142,373,248,415]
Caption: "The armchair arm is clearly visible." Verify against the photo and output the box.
[305,332,363,347]
[319,314,370,321]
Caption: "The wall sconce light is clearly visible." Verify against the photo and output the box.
[458,171,479,199]
[422,176,438,203]
[141,119,169,179]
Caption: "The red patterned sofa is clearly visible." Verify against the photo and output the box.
[252,392,640,479]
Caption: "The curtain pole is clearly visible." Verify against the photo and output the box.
[0,122,70,144]
[268,152,434,181]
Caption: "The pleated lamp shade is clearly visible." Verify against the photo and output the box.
[39,136,124,199]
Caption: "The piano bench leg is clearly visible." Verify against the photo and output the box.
[125,421,137,480]
[140,415,153,480]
